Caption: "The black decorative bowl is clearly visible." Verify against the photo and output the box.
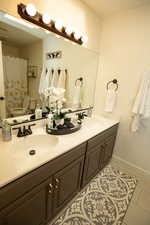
[46,124,81,135]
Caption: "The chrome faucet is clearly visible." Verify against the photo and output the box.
[87,107,93,117]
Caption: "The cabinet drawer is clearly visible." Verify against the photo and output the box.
[87,124,118,150]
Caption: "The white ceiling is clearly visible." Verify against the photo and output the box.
[81,0,150,17]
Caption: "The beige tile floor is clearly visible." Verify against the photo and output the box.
[111,160,150,225]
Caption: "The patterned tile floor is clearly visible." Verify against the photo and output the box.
[49,165,137,225]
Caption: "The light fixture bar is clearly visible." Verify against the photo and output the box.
[17,3,84,45]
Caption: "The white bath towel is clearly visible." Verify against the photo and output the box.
[39,67,51,97]
[39,66,46,96]
[104,89,117,113]
[57,70,66,89]
[131,72,150,132]
[50,69,57,88]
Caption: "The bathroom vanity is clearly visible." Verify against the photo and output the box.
[0,8,118,225]
[0,117,118,225]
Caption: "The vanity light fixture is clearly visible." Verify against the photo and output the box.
[26,3,37,17]
[17,3,88,45]
[42,13,51,25]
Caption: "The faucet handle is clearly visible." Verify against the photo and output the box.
[28,124,36,135]
[13,127,23,137]
[23,126,29,136]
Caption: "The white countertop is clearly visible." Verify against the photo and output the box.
[0,116,119,189]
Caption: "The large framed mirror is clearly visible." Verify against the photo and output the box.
[0,11,99,122]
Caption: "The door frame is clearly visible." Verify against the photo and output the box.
[0,41,6,119]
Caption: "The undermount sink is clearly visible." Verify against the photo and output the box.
[26,134,58,148]
[10,134,58,156]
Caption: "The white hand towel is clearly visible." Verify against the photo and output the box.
[104,89,117,113]
[38,66,45,96]
[72,86,81,108]
[131,72,150,132]
[39,67,51,96]
[57,70,66,89]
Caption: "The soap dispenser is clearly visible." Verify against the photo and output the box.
[2,120,12,141]
[35,104,42,119]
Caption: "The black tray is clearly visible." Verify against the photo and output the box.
[46,124,81,135]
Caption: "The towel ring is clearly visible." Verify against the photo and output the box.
[107,79,118,91]
[75,77,83,87]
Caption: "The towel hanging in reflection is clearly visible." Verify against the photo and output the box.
[72,77,83,108]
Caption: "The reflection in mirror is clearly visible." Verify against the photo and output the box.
[0,11,99,120]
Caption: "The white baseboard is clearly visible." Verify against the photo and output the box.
[112,155,150,184]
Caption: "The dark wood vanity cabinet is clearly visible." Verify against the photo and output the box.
[82,125,118,187]
[0,143,86,225]
[0,178,51,225]
[0,124,118,225]
[0,155,84,225]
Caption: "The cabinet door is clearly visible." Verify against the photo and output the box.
[102,135,116,168]
[0,179,52,225]
[46,178,54,222]
[82,145,103,187]
[53,156,84,216]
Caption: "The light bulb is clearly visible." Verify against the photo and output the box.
[26,3,36,17]
[65,25,73,35]
[81,35,88,43]
[74,31,81,40]
[42,13,51,24]
[55,19,63,30]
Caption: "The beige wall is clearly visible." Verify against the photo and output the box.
[0,0,101,52]
[95,4,150,174]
